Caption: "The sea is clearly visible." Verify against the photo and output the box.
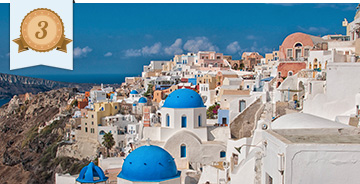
[28,73,139,85]
[0,98,10,107]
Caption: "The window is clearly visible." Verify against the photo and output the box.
[222,117,227,125]
[198,115,201,127]
[99,130,105,135]
[239,100,246,112]
[85,127,88,132]
[115,106,117,109]
[295,49,301,59]
[180,144,186,158]
[220,151,226,158]
[166,114,170,127]
[287,49,293,58]
[232,153,239,165]
[288,71,293,76]
[91,115,94,118]
[294,42,303,47]
[181,116,187,128]
[304,48,310,57]
[91,121,94,125]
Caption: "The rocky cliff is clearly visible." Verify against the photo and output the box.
[0,88,90,184]
[0,73,95,99]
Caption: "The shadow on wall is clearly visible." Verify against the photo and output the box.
[185,176,198,184]
[230,98,262,139]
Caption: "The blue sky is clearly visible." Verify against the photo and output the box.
[0,3,358,77]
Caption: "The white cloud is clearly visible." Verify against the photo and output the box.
[123,37,220,57]
[124,42,162,57]
[104,52,113,57]
[249,42,272,54]
[74,46,92,58]
[124,49,142,57]
[183,37,219,52]
[164,38,183,55]
[141,42,162,56]
[298,26,328,34]
[226,41,241,54]
[315,3,356,11]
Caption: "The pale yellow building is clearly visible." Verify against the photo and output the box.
[78,102,121,142]
[197,73,217,90]
[265,51,279,64]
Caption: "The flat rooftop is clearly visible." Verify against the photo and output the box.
[269,128,360,144]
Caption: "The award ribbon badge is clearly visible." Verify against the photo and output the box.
[13,8,72,53]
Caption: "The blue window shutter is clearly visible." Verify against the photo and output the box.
[167,115,170,127]
[181,145,186,158]
[198,116,201,127]
[182,116,187,128]
[220,151,226,158]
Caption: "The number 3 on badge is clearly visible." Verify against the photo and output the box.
[35,21,48,39]
[13,8,72,53]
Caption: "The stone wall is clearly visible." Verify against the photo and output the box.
[230,98,262,139]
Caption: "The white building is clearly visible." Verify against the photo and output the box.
[227,113,360,184]
[142,89,229,169]
[98,114,138,150]
[303,62,360,121]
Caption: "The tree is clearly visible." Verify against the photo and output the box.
[239,63,245,70]
[144,84,154,97]
[102,132,115,157]
[206,103,220,119]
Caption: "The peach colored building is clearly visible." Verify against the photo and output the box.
[152,85,178,103]
[276,62,307,87]
[277,62,306,78]
[198,51,229,71]
[78,98,88,109]
[241,52,263,71]
[279,32,327,61]
[225,55,244,70]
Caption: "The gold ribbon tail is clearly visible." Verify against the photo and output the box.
[56,37,72,53]
[13,37,29,53]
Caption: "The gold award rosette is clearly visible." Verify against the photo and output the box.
[13,8,72,53]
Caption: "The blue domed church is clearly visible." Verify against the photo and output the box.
[142,89,228,170]
[117,145,181,184]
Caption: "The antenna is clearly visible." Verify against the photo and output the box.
[146,138,151,145]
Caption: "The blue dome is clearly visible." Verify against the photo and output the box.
[76,162,108,183]
[130,90,139,94]
[138,97,148,103]
[163,88,205,108]
[118,145,180,182]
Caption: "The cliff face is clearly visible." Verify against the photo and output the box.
[0,73,94,99]
[0,88,89,184]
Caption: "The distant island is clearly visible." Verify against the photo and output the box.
[0,73,100,100]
